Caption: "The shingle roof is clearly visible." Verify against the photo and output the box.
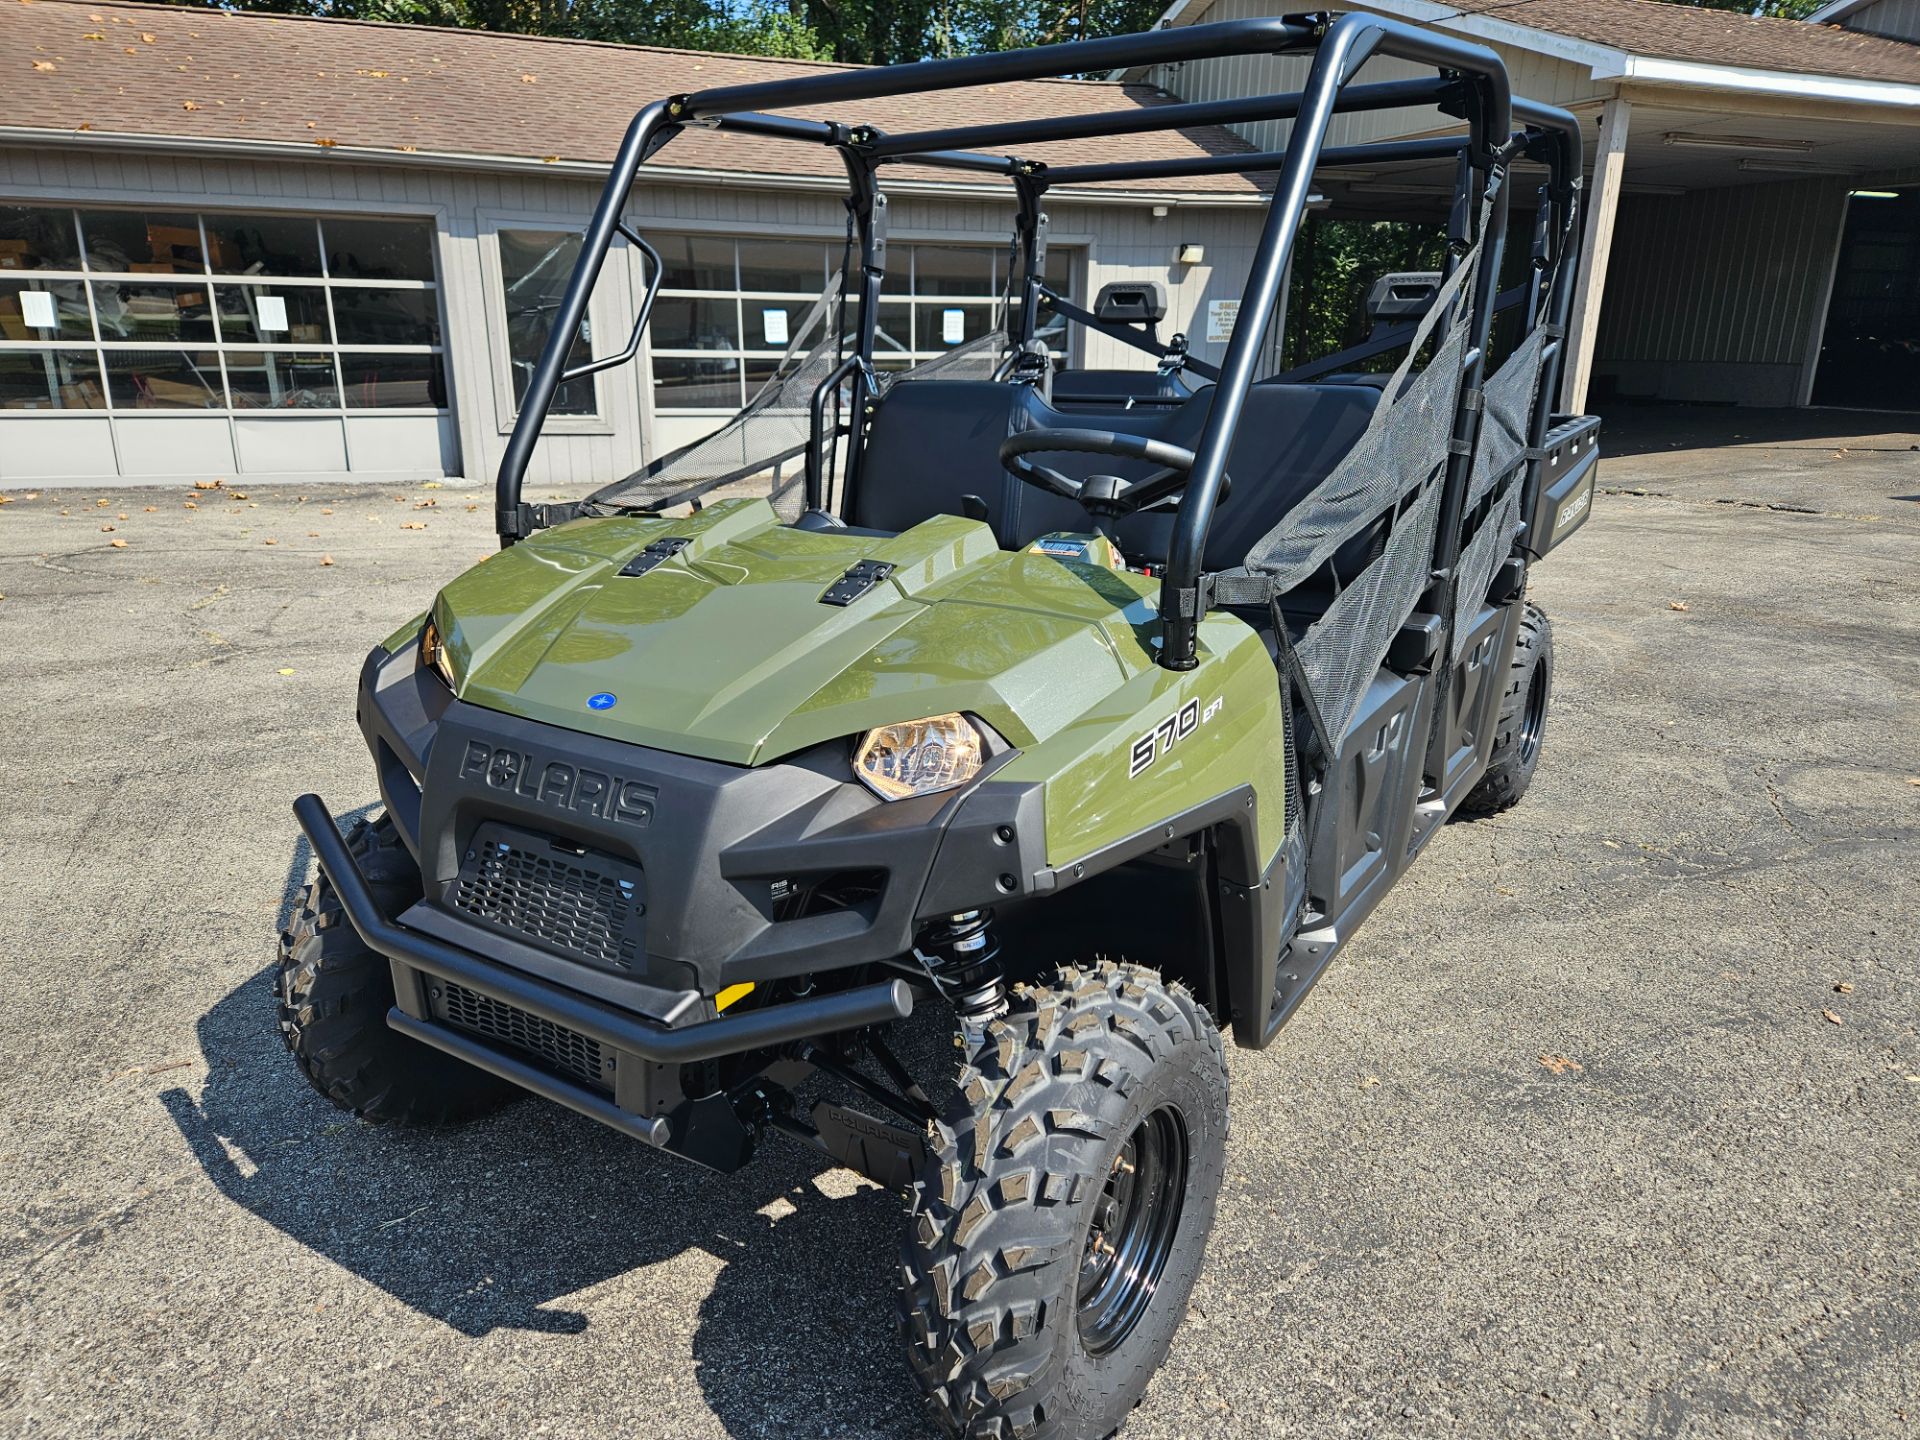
[3,0,1265,194]
[1312,0,1920,87]
[1438,0,1920,84]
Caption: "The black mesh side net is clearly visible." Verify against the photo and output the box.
[1228,245,1481,747]
[1449,322,1548,660]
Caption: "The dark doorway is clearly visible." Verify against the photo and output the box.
[1812,187,1920,410]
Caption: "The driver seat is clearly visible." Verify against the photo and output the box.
[850,378,1381,573]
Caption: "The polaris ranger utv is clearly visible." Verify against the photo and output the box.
[282,14,1600,1437]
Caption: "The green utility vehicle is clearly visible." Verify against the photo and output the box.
[283,15,1600,1437]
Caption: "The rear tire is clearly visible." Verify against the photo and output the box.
[1461,599,1554,817]
[899,962,1228,1439]
[277,812,519,1126]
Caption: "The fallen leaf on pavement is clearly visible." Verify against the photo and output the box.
[193,478,222,489]
[1667,600,1689,612]
[277,667,295,675]
[1359,1076,1380,1089]
[400,521,427,530]
[1538,1053,1583,1075]
[99,523,114,532]
[1822,1009,1843,1025]
[263,537,277,545]
[319,554,334,566]
[1834,982,1854,994]
[108,538,127,548]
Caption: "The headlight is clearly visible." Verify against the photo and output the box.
[419,615,457,689]
[853,713,984,801]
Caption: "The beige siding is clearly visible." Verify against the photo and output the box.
[1591,177,1848,406]
[1842,0,1920,43]
[1146,0,1607,151]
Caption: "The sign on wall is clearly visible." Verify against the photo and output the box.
[1205,299,1238,345]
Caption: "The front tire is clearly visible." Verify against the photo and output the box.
[899,962,1229,1439]
[277,812,519,1126]
[1461,599,1554,817]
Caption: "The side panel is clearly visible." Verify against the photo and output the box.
[995,612,1291,870]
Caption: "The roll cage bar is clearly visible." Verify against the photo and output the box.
[496,11,1583,672]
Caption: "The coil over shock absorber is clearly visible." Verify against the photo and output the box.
[915,909,1006,1041]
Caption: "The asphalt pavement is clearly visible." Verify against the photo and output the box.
[1,406,1915,1439]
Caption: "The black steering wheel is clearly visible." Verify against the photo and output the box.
[997,428,1222,524]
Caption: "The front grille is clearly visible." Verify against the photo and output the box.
[451,823,645,972]
[438,981,614,1093]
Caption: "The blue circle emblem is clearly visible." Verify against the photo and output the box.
[587,691,618,711]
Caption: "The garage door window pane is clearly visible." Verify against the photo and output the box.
[330,286,439,346]
[225,350,340,409]
[658,235,735,291]
[340,352,444,408]
[917,303,994,347]
[0,206,83,272]
[81,211,205,274]
[92,281,217,342]
[0,348,104,409]
[214,285,331,344]
[651,295,739,352]
[1,279,91,340]
[737,240,824,294]
[652,356,741,411]
[914,245,995,297]
[326,218,434,281]
[101,349,226,408]
[500,229,594,415]
[205,215,324,277]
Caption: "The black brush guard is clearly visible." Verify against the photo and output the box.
[293,793,914,1147]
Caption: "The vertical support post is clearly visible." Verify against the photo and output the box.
[1560,93,1630,414]
[496,101,677,544]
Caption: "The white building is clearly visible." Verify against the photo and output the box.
[1130,0,1920,412]
[1,0,1277,489]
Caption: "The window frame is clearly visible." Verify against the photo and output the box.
[478,211,622,436]
[0,204,449,417]
[640,226,1081,418]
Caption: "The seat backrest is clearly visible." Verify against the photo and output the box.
[852,377,1381,574]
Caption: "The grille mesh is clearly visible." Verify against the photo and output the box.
[451,830,643,972]
[439,982,613,1093]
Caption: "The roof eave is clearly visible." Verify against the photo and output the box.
[0,125,1268,205]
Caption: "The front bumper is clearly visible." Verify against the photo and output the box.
[294,792,915,1155]
[354,641,1049,998]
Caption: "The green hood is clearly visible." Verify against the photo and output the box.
[434,499,1165,766]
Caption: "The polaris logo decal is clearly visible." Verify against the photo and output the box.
[458,740,656,827]
[1128,696,1223,779]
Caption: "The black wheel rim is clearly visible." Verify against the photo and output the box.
[1076,1104,1188,1356]
[1518,661,1548,766]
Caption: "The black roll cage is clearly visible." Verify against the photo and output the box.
[496,11,1582,672]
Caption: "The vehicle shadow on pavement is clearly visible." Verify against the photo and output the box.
[160,946,942,1437]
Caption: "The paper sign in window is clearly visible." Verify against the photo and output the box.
[762,307,789,346]
[256,295,290,334]
[19,290,56,330]
[942,308,965,344]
